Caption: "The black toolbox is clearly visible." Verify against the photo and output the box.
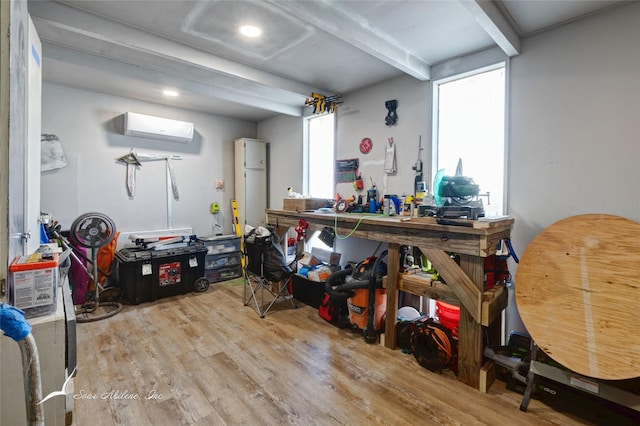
[114,244,208,304]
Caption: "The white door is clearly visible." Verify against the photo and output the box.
[235,138,268,230]
[244,139,267,228]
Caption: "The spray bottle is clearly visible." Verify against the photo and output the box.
[368,180,378,213]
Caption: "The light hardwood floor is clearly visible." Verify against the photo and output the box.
[72,279,633,425]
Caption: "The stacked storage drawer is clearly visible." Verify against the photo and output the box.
[199,235,243,283]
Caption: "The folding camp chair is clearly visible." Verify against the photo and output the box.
[243,231,296,317]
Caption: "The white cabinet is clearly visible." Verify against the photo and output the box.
[1,288,68,426]
[234,138,268,231]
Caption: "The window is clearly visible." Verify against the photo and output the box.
[304,113,335,198]
[432,65,506,216]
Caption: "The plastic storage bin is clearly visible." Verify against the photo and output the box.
[9,253,59,318]
[114,245,207,304]
[205,265,243,283]
[291,274,325,308]
[199,235,241,255]
[436,301,460,334]
[205,252,242,270]
[200,235,243,284]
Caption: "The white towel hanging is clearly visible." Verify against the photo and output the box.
[384,138,396,174]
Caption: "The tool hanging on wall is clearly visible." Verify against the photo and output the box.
[116,149,182,200]
[117,149,183,228]
[116,149,142,197]
[385,99,398,126]
[384,138,396,174]
[412,136,427,202]
[353,173,364,192]
[210,202,223,235]
[305,92,343,114]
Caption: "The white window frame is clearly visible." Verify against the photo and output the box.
[303,113,336,198]
[431,61,509,216]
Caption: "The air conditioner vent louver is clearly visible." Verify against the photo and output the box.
[124,112,194,143]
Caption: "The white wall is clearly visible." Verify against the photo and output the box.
[260,73,431,212]
[257,114,303,210]
[40,84,257,239]
[508,2,640,266]
[336,74,431,199]
[505,2,640,335]
[334,75,430,263]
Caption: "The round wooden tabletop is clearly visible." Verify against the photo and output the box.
[515,214,640,380]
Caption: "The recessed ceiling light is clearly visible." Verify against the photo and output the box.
[163,90,179,97]
[239,24,262,38]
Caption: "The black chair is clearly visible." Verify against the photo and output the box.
[243,230,296,317]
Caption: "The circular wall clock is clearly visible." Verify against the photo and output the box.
[360,137,373,154]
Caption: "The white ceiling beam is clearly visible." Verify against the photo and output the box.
[42,43,305,118]
[28,1,323,100]
[458,0,520,57]
[266,0,432,81]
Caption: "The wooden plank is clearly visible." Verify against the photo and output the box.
[457,254,485,389]
[420,248,482,323]
[408,215,514,229]
[266,210,514,236]
[372,229,484,257]
[179,351,280,424]
[73,320,123,425]
[396,273,459,305]
[479,361,496,393]
[384,243,401,349]
[282,198,329,212]
[479,228,513,257]
[397,275,506,327]
[516,214,640,380]
[273,225,289,238]
[476,216,515,228]
[481,286,508,327]
[266,210,512,257]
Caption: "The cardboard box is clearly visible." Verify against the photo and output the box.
[9,253,59,318]
[283,198,329,212]
[311,247,341,265]
[307,266,333,282]
[298,252,320,267]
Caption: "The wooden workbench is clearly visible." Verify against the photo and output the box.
[266,209,513,389]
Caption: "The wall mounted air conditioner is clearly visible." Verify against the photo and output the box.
[124,112,194,143]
